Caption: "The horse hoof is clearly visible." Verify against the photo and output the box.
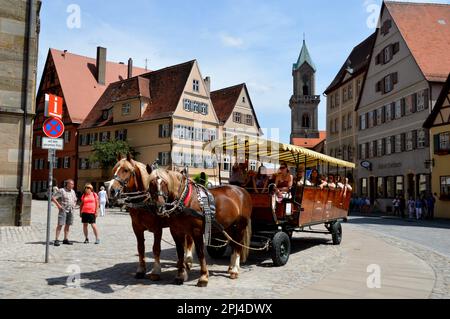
[230,273,239,280]
[135,272,146,280]
[174,278,184,286]
[197,280,208,288]
[227,267,232,274]
[149,274,161,281]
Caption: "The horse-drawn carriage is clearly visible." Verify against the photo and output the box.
[110,137,354,286]
[205,137,355,267]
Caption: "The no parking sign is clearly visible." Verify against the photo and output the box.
[43,117,65,139]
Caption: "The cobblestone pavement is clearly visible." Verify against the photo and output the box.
[0,201,448,299]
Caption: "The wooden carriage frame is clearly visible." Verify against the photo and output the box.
[205,137,356,266]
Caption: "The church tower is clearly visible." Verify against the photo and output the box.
[290,38,320,142]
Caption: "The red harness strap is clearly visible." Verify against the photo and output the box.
[183,183,193,206]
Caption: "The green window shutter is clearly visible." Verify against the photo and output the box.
[434,134,440,153]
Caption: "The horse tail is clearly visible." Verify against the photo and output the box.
[241,220,252,263]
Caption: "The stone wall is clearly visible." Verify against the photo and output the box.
[0,0,40,226]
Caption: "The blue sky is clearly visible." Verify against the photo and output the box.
[38,0,450,143]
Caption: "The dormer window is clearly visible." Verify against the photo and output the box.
[122,103,131,116]
[102,110,109,120]
[193,80,200,93]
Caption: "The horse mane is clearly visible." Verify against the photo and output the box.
[150,169,183,198]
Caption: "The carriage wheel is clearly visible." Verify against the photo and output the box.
[331,221,342,245]
[271,232,290,267]
[207,239,228,259]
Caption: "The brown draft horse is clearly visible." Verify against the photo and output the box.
[146,167,253,287]
[110,155,194,280]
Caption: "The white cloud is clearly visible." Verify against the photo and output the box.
[220,33,244,48]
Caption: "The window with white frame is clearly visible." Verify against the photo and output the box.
[233,112,242,123]
[347,113,353,129]
[394,100,402,119]
[223,155,231,171]
[416,90,427,112]
[348,84,353,100]
[385,104,392,122]
[406,131,414,151]
[159,124,171,138]
[245,114,253,126]
[63,157,70,169]
[395,134,402,153]
[158,152,171,166]
[122,103,131,115]
[437,132,450,152]
[386,137,392,155]
[384,76,393,93]
[360,114,366,130]
[64,131,70,143]
[417,129,426,149]
[193,80,200,92]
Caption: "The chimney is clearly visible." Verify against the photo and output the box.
[128,58,133,79]
[204,76,211,94]
[96,46,107,85]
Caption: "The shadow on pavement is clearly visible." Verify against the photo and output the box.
[45,235,332,294]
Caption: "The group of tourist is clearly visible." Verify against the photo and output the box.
[350,193,436,220]
[229,162,353,203]
[51,179,109,247]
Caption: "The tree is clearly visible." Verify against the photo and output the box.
[89,140,139,169]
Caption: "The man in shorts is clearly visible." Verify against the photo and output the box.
[52,179,78,246]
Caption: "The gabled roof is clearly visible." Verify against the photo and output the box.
[385,1,450,82]
[40,49,148,124]
[293,40,316,71]
[292,131,327,149]
[79,60,196,129]
[210,83,262,131]
[324,32,376,94]
[424,73,450,129]
[210,84,245,123]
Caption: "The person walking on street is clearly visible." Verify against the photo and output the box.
[407,198,415,219]
[399,195,406,219]
[392,197,400,216]
[98,186,109,217]
[52,179,77,246]
[80,184,100,244]
[426,193,436,220]
[415,197,423,220]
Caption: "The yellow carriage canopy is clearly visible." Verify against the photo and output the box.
[205,136,356,169]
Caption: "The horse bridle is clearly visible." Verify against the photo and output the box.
[154,172,190,217]
[114,167,136,188]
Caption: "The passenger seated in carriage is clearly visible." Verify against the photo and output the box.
[296,166,309,187]
[327,175,336,189]
[274,163,293,203]
[318,175,328,189]
[308,169,320,187]
[252,166,269,194]
[336,176,345,189]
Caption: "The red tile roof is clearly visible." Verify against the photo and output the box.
[79,60,196,129]
[385,1,450,82]
[49,49,148,124]
[210,84,245,123]
[292,131,327,149]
